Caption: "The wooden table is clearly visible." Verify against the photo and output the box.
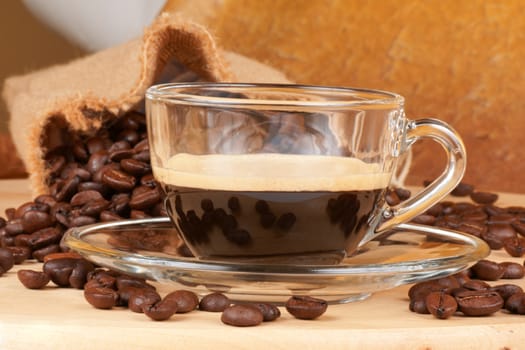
[1,179,525,349]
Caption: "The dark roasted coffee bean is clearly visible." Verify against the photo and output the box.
[69,215,97,227]
[120,158,151,176]
[46,154,66,177]
[77,182,110,197]
[140,174,157,188]
[72,139,89,161]
[470,260,504,281]
[5,219,24,236]
[8,246,31,264]
[70,190,103,207]
[117,129,139,145]
[130,210,150,219]
[395,187,411,200]
[133,138,149,152]
[21,210,53,234]
[92,163,120,183]
[102,169,136,192]
[17,269,50,289]
[35,194,57,208]
[505,292,525,314]
[481,223,517,250]
[425,291,457,319]
[408,281,449,300]
[452,270,472,286]
[116,275,155,291]
[385,190,401,206]
[409,298,430,314]
[503,237,525,257]
[221,304,264,327]
[128,289,162,313]
[69,260,95,289]
[15,201,49,219]
[55,175,81,202]
[28,227,62,250]
[426,203,443,217]
[434,276,461,290]
[84,286,119,309]
[0,217,5,229]
[499,261,525,279]
[285,296,328,320]
[462,211,488,222]
[411,214,436,226]
[456,221,487,237]
[132,150,150,163]
[43,258,78,287]
[513,222,525,236]
[462,279,491,291]
[490,284,523,302]
[100,211,123,222]
[143,298,178,321]
[455,290,503,316]
[109,149,135,162]
[254,303,281,321]
[80,198,110,217]
[489,214,518,224]
[451,182,474,197]
[32,245,60,262]
[255,200,270,214]
[109,193,130,216]
[129,187,160,210]
[43,251,82,262]
[471,191,498,205]
[199,292,230,312]
[86,150,110,174]
[87,269,117,289]
[0,247,15,273]
[164,290,199,313]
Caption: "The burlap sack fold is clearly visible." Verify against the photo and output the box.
[2,13,289,196]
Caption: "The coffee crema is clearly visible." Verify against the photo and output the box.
[155,154,391,264]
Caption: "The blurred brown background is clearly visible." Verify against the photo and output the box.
[0,1,84,133]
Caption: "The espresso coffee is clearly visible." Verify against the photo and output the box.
[154,154,390,263]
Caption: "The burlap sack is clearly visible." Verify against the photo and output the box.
[2,13,289,196]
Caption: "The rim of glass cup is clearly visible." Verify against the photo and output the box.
[145,82,404,109]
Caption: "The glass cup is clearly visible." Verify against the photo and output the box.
[146,83,466,265]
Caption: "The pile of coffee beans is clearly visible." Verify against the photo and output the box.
[409,258,525,319]
[404,180,525,319]
[0,111,166,264]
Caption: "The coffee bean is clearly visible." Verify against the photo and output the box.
[411,214,436,226]
[0,247,15,273]
[285,296,328,320]
[385,190,401,206]
[120,158,151,176]
[69,260,95,289]
[32,244,61,262]
[199,292,231,312]
[254,303,281,321]
[28,227,62,250]
[128,289,162,313]
[43,251,82,262]
[228,197,241,212]
[505,292,525,314]
[499,262,525,279]
[5,219,24,236]
[143,298,178,321]
[425,291,457,319]
[17,269,50,289]
[455,290,503,316]
[408,281,449,300]
[55,175,81,202]
[70,190,103,207]
[471,191,498,205]
[462,279,491,291]
[102,169,136,192]
[221,304,264,327]
[490,284,523,302]
[7,246,32,264]
[15,201,49,219]
[116,275,155,291]
[129,187,160,210]
[224,228,252,246]
[470,260,504,281]
[409,298,431,314]
[164,290,199,313]
[84,286,119,309]
[43,258,78,287]
[503,237,525,257]
[451,182,474,197]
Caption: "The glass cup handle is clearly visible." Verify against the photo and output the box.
[373,118,467,236]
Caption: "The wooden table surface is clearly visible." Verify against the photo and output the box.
[1,179,525,350]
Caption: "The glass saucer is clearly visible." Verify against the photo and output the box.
[62,217,489,304]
